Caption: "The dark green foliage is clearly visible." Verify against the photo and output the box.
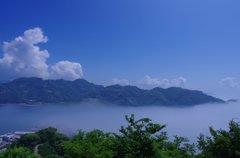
[198,120,240,158]
[14,133,40,150]
[36,127,68,157]
[0,147,37,158]
[155,136,195,158]
[0,77,224,106]
[64,130,115,158]
[38,143,58,158]
[115,114,166,158]
[37,127,58,145]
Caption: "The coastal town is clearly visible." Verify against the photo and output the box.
[0,131,34,152]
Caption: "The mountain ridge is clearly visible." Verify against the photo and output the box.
[0,77,225,106]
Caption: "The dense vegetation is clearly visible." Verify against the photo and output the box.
[0,77,224,106]
[1,115,240,158]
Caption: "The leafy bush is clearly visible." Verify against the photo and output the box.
[198,120,240,158]
[0,147,37,158]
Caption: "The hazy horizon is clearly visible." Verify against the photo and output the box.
[0,101,239,143]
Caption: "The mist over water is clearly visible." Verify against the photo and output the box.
[0,101,239,142]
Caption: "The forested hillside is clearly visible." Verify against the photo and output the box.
[0,77,224,106]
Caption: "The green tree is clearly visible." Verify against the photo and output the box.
[37,127,58,145]
[114,114,166,158]
[14,133,40,150]
[0,147,37,158]
[64,129,115,158]
[37,127,68,157]
[155,136,195,158]
[198,120,240,158]
[38,143,58,158]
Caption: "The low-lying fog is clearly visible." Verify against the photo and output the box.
[0,101,239,142]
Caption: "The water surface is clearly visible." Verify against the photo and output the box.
[0,102,239,142]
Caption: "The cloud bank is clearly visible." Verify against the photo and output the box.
[139,75,187,88]
[111,78,130,86]
[0,27,83,80]
[220,77,240,88]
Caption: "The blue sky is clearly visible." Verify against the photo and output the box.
[0,0,240,99]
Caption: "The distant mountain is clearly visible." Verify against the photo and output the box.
[0,80,9,84]
[227,99,238,103]
[0,77,225,106]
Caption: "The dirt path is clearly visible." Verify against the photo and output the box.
[34,144,42,158]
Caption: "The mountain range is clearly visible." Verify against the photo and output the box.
[0,77,225,106]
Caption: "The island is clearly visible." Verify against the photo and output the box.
[0,77,225,106]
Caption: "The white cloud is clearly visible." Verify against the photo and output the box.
[171,77,187,87]
[111,78,130,86]
[139,75,187,88]
[50,61,83,80]
[139,75,168,88]
[0,27,83,80]
[220,77,240,88]
[22,27,48,44]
